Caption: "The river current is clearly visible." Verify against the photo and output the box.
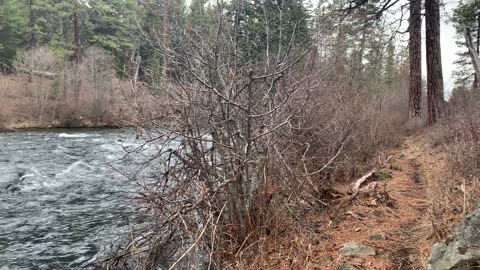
[0,129,158,269]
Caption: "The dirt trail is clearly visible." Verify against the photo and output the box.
[311,137,433,270]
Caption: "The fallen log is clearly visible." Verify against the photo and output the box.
[352,169,376,191]
[16,67,56,80]
[352,155,393,191]
[334,155,394,206]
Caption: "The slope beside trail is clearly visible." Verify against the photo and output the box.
[239,134,451,270]
[309,136,436,270]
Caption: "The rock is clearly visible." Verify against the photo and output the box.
[369,233,386,240]
[313,255,332,265]
[338,263,358,270]
[427,207,480,269]
[339,242,376,256]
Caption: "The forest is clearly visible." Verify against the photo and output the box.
[2,0,480,269]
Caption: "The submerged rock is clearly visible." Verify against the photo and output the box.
[338,242,376,256]
[427,207,480,269]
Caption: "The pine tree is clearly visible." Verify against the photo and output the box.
[0,0,29,65]
[452,0,480,88]
[409,0,422,117]
[384,42,397,85]
[425,0,444,125]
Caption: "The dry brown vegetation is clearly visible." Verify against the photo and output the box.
[422,89,480,241]
[102,57,411,269]
[0,47,161,130]
[231,107,480,270]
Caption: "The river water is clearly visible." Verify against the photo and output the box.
[0,129,158,269]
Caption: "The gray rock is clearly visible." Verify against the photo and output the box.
[427,207,480,269]
[339,242,376,256]
[313,255,332,265]
[338,263,358,270]
[369,233,386,240]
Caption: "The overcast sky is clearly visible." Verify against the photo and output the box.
[438,0,460,96]
[307,0,462,96]
[187,0,463,95]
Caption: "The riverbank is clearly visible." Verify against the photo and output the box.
[0,121,124,132]
[0,73,143,131]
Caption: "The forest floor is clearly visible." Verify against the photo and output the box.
[310,134,439,270]
[310,132,452,270]
[245,132,451,270]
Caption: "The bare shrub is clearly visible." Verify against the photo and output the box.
[445,91,480,175]
[440,89,480,209]
[107,5,408,269]
[56,47,121,126]
[422,88,480,243]
[13,47,60,122]
[7,46,136,128]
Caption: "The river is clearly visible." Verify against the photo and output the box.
[0,129,158,269]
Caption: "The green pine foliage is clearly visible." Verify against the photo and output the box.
[452,0,480,88]
[0,0,29,65]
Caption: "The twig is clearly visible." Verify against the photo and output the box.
[168,215,213,270]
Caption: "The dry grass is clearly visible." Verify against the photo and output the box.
[215,74,412,269]
[232,109,480,270]
[409,89,480,266]
[233,137,434,270]
[0,47,165,130]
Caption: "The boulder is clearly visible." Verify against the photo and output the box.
[427,207,480,269]
[339,242,376,256]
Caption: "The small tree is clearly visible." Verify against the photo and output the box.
[108,0,315,268]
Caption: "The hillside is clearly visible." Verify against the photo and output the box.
[235,131,475,269]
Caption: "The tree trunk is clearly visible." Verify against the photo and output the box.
[16,67,56,79]
[409,0,422,118]
[425,0,444,125]
[474,14,480,88]
[162,0,169,78]
[73,11,81,62]
[464,26,480,89]
[29,0,36,49]
[73,9,81,105]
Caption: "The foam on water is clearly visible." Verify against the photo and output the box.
[58,133,92,138]
[19,174,35,181]
[56,160,95,177]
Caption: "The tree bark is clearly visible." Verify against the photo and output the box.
[162,0,169,78]
[73,11,81,62]
[28,0,36,49]
[475,14,480,88]
[409,0,422,118]
[464,26,480,88]
[425,0,444,125]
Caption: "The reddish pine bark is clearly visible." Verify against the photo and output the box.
[425,0,444,125]
[409,0,422,118]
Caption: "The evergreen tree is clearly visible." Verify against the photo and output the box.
[0,0,29,65]
[234,0,311,63]
[384,42,397,85]
[452,0,480,88]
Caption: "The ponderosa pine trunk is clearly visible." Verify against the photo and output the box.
[425,0,444,125]
[409,0,422,118]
